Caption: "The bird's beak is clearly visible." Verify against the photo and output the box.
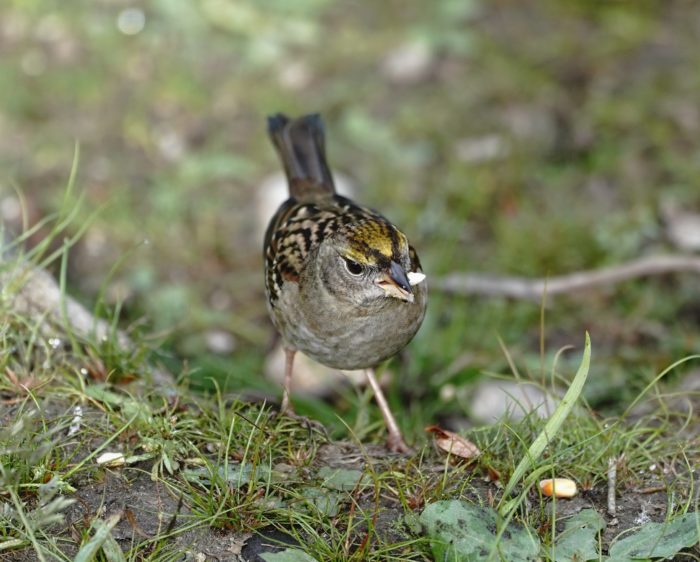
[377,261,414,303]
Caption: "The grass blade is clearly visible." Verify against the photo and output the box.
[499,332,591,515]
[73,514,121,562]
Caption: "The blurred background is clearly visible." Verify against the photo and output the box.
[1,0,699,438]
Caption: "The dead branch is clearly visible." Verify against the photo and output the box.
[607,456,618,518]
[433,254,700,300]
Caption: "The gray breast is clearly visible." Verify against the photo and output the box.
[274,281,427,370]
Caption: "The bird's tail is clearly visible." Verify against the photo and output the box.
[267,113,336,198]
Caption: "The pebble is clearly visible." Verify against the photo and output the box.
[469,380,560,423]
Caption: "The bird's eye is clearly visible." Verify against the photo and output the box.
[343,258,364,276]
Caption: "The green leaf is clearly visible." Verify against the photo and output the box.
[260,548,320,562]
[300,487,341,517]
[83,385,150,421]
[550,509,606,561]
[73,514,121,562]
[317,466,369,491]
[404,511,423,535]
[608,512,699,560]
[101,531,127,562]
[124,452,156,464]
[183,462,271,488]
[0,539,26,551]
[121,399,151,422]
[420,500,540,561]
[83,384,128,407]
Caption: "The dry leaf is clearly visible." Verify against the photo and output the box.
[425,425,481,459]
[485,465,501,483]
[5,367,45,394]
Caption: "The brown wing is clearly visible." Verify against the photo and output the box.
[264,198,345,303]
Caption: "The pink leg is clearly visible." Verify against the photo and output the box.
[281,348,296,414]
[364,369,412,454]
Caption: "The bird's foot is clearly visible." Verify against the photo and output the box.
[386,432,413,455]
[277,408,330,441]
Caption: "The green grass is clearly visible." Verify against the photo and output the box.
[2,0,700,559]
[1,264,697,559]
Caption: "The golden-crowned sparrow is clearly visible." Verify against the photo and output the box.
[264,113,427,452]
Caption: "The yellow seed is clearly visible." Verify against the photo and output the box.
[539,478,577,498]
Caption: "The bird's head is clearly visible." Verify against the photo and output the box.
[315,217,425,306]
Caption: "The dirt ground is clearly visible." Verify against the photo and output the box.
[3,400,698,562]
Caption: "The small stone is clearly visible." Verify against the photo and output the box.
[661,200,700,252]
[381,40,433,84]
[454,134,508,163]
[96,452,126,468]
[0,196,21,222]
[278,60,313,91]
[154,127,186,162]
[205,330,236,354]
[264,343,365,398]
[470,380,559,423]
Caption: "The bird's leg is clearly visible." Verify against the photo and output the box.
[364,368,412,454]
[278,349,330,440]
[281,348,296,414]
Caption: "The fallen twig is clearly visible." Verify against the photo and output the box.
[434,254,700,300]
[635,485,667,495]
[607,456,619,520]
